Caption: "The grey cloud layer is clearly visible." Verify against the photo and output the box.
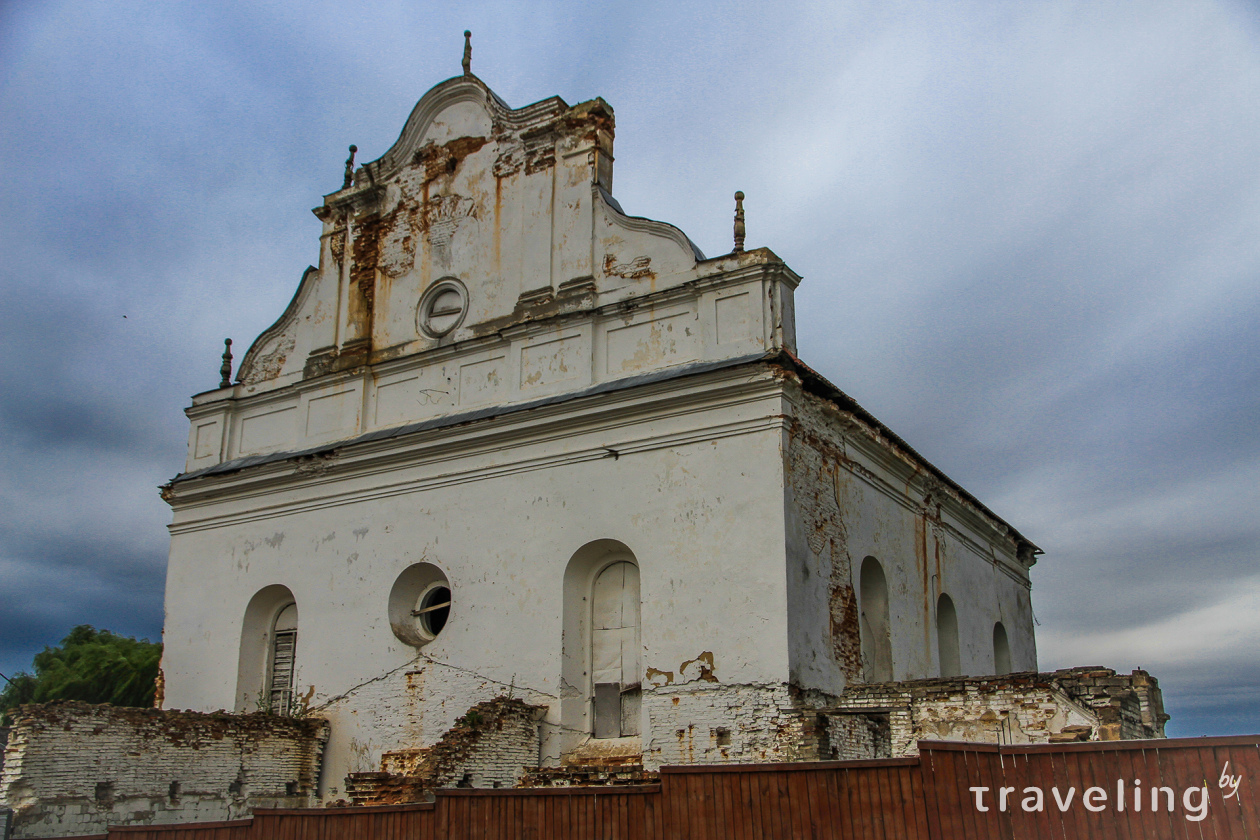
[1,0,1256,735]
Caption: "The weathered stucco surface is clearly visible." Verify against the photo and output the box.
[165,368,797,792]
[782,374,1037,694]
[183,72,796,475]
[108,62,1140,818]
[154,67,1050,800]
[345,696,546,805]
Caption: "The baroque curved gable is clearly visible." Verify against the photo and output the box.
[236,266,316,386]
[229,73,708,391]
[183,70,800,476]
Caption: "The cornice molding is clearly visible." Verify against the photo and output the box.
[165,362,788,527]
[781,388,1031,584]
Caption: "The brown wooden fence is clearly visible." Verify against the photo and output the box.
[60,735,1259,840]
[919,736,1260,839]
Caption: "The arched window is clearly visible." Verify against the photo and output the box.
[235,584,298,713]
[993,621,1012,674]
[591,560,641,739]
[560,540,641,746]
[937,593,960,678]
[267,603,298,715]
[859,557,893,682]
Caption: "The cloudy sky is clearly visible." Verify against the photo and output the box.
[1,1,1257,737]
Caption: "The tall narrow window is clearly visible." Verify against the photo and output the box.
[236,585,298,713]
[993,621,1012,674]
[937,594,960,678]
[591,561,641,738]
[859,557,893,682]
[560,541,640,751]
[268,603,298,715]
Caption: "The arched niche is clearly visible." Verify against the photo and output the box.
[859,557,893,682]
[560,540,641,747]
[993,621,1012,675]
[937,593,961,678]
[236,584,298,713]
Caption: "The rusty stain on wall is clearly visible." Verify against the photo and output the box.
[785,413,864,681]
[412,135,490,182]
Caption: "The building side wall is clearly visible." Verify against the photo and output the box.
[161,378,792,800]
[782,382,1035,695]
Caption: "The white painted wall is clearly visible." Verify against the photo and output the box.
[163,368,794,793]
[782,388,1036,696]
[161,71,1040,793]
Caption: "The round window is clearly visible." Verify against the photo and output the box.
[417,279,468,338]
[415,583,452,639]
[388,563,452,647]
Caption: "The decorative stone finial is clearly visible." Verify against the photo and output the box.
[462,31,472,76]
[343,145,357,190]
[733,191,746,254]
[219,338,233,389]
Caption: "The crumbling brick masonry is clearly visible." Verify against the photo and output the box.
[815,667,1167,759]
[0,702,327,839]
[345,696,544,806]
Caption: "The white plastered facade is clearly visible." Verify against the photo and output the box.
[160,73,1038,797]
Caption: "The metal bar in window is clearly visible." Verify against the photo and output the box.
[411,600,452,616]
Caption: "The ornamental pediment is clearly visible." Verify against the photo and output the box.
[187,64,800,470]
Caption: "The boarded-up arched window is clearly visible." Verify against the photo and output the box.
[937,594,960,678]
[993,621,1012,675]
[859,557,893,682]
[591,561,641,738]
[268,603,298,715]
[236,584,298,713]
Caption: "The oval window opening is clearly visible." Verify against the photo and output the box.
[415,585,452,638]
[417,279,468,338]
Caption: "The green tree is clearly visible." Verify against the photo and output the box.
[0,625,161,725]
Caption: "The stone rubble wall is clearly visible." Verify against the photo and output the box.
[0,702,327,839]
[819,667,1167,759]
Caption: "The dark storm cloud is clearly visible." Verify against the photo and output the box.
[1,0,1257,738]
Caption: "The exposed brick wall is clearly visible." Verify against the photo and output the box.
[0,702,327,839]
[1052,667,1168,740]
[345,696,543,805]
[643,683,828,769]
[819,668,1167,759]
[823,712,891,760]
[783,397,863,686]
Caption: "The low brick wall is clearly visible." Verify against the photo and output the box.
[820,667,1167,758]
[0,702,327,839]
[346,696,544,805]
